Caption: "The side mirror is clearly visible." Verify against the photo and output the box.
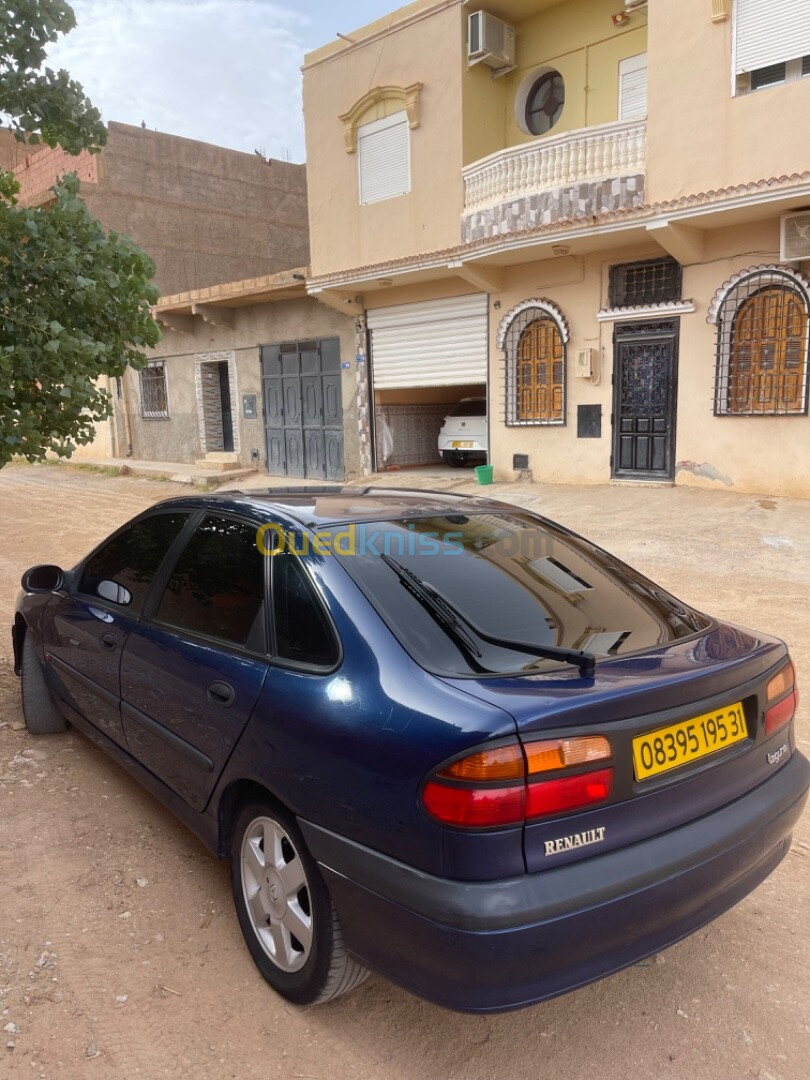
[21,565,64,593]
[96,580,132,606]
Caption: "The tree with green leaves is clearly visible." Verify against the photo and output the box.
[0,0,160,466]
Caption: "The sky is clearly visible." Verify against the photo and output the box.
[45,0,401,163]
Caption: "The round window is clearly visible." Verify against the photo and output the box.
[524,70,565,136]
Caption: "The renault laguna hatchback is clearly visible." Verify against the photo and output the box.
[13,488,808,1012]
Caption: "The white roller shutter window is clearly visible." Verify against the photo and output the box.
[619,54,647,121]
[357,111,411,205]
[735,0,810,73]
[368,295,488,389]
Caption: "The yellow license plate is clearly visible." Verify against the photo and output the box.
[451,440,473,448]
[633,701,747,781]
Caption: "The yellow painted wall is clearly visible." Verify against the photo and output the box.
[303,3,465,279]
[647,0,810,202]
[462,0,647,165]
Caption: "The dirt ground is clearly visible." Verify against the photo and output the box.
[0,463,808,1080]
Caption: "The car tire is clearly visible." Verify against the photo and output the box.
[446,452,466,468]
[20,633,67,735]
[230,799,369,1005]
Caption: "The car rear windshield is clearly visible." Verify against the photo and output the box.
[326,512,710,677]
[448,399,486,417]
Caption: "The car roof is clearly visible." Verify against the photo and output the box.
[149,487,514,528]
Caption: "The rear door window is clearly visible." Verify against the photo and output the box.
[154,515,266,652]
[271,551,338,668]
[78,513,190,614]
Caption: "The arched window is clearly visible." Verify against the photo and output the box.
[498,300,569,425]
[709,268,810,416]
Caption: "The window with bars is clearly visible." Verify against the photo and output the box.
[503,306,566,425]
[138,362,169,419]
[714,272,809,416]
[608,258,682,308]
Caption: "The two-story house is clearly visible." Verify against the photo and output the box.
[302,0,810,496]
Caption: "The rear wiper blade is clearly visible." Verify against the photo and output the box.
[380,554,596,677]
[379,554,485,665]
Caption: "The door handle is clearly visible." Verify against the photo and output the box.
[100,633,118,651]
[206,681,235,707]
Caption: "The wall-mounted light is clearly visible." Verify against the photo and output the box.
[376,278,394,287]
[611,11,630,27]
[552,244,571,257]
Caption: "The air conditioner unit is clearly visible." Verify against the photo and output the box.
[575,348,595,378]
[780,211,810,262]
[468,11,515,71]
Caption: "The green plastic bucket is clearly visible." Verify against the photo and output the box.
[475,464,494,485]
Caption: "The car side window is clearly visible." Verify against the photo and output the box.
[78,513,189,614]
[155,515,266,652]
[272,551,338,668]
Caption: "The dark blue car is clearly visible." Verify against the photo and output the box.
[12,488,809,1012]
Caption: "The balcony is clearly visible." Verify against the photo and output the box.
[461,119,646,244]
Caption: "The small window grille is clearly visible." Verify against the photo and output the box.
[609,258,682,308]
[138,362,169,419]
[714,271,809,416]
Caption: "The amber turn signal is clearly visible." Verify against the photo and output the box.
[438,744,524,782]
[767,661,795,703]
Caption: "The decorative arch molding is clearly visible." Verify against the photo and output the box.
[339,83,423,153]
[707,264,810,324]
[496,297,570,349]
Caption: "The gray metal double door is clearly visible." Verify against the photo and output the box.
[261,338,344,480]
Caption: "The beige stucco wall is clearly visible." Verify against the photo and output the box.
[646,0,810,203]
[112,299,359,479]
[303,2,465,278]
[488,224,810,499]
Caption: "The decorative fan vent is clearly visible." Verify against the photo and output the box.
[780,212,810,262]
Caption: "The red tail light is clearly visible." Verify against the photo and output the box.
[766,661,797,736]
[422,737,613,828]
[525,768,614,818]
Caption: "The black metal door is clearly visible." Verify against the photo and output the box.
[612,319,679,480]
[261,339,344,480]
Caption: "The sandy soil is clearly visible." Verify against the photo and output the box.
[0,463,808,1080]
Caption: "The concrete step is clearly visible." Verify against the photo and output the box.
[194,458,243,472]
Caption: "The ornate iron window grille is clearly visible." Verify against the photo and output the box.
[712,270,810,417]
[609,258,682,308]
[501,304,567,427]
[138,362,169,420]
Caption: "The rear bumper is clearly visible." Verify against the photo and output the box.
[438,437,487,453]
[300,751,809,1012]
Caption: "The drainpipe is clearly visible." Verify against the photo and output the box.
[120,372,134,457]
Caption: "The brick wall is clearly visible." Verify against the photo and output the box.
[12,145,98,204]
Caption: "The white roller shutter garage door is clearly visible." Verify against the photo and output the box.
[367,294,488,389]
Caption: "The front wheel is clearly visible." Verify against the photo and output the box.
[230,800,369,1005]
[21,633,67,735]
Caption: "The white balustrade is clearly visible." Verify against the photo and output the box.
[462,120,646,213]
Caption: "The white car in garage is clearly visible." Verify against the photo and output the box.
[438,397,488,467]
